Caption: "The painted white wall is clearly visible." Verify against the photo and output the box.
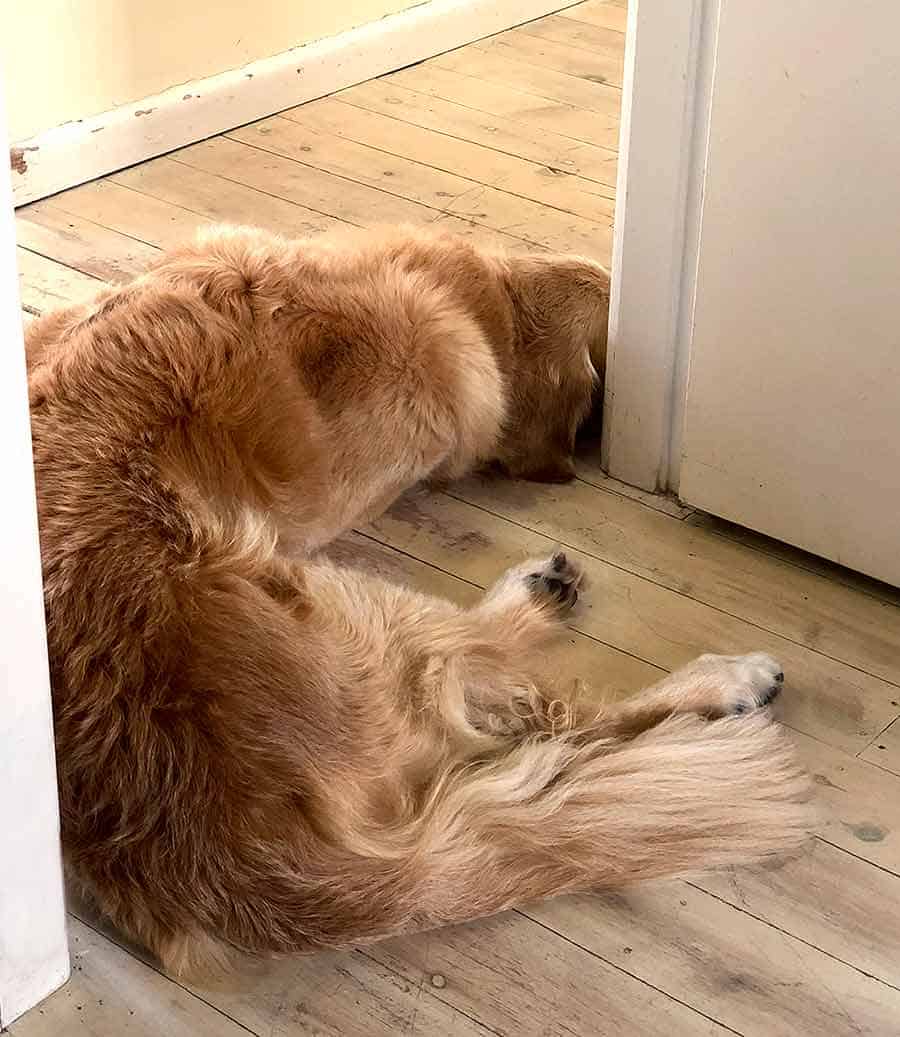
[3,0,420,141]
[0,82,69,1026]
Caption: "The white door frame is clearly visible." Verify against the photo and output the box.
[0,78,70,1026]
[602,0,718,494]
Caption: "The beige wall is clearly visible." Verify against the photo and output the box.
[3,0,417,141]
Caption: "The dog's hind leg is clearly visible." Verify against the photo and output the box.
[412,551,586,736]
[472,551,585,648]
[437,553,787,743]
[576,652,787,741]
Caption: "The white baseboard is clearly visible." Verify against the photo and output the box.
[9,0,581,208]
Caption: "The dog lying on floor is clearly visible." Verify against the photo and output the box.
[26,224,813,977]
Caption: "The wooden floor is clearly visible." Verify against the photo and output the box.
[12,2,900,1034]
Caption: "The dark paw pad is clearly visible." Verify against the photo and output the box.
[759,679,783,706]
[527,553,582,612]
[734,672,784,715]
[551,551,568,574]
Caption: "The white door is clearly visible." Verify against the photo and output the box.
[607,0,900,588]
[679,0,900,586]
[0,79,70,1025]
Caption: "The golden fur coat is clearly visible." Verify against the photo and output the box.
[25,225,813,977]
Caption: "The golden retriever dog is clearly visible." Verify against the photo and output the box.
[26,224,813,978]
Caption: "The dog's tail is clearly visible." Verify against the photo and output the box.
[407,711,815,920]
[143,707,814,975]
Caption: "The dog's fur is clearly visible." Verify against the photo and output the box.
[26,224,813,978]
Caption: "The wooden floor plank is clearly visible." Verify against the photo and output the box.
[16,247,105,315]
[69,895,496,1037]
[369,490,899,752]
[336,77,618,186]
[202,950,496,1037]
[387,62,619,150]
[449,474,900,691]
[229,114,613,256]
[114,152,350,236]
[525,881,900,1037]
[17,203,159,283]
[560,0,628,33]
[190,944,496,1037]
[367,913,731,1037]
[860,717,900,775]
[474,28,625,89]
[577,454,694,518]
[518,12,628,55]
[687,511,900,609]
[793,730,900,874]
[696,838,900,989]
[433,45,622,115]
[75,901,733,1037]
[53,179,217,250]
[275,95,616,221]
[8,918,252,1037]
[56,174,323,255]
[162,138,543,253]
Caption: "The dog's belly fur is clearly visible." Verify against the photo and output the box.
[26,225,811,978]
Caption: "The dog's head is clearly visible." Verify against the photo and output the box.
[494,253,610,483]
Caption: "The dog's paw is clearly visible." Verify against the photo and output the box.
[525,552,584,614]
[698,652,785,715]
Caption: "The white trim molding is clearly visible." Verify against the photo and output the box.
[9,0,582,208]
[0,82,70,1028]
[602,0,718,493]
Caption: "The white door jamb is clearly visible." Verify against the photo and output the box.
[602,0,719,494]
